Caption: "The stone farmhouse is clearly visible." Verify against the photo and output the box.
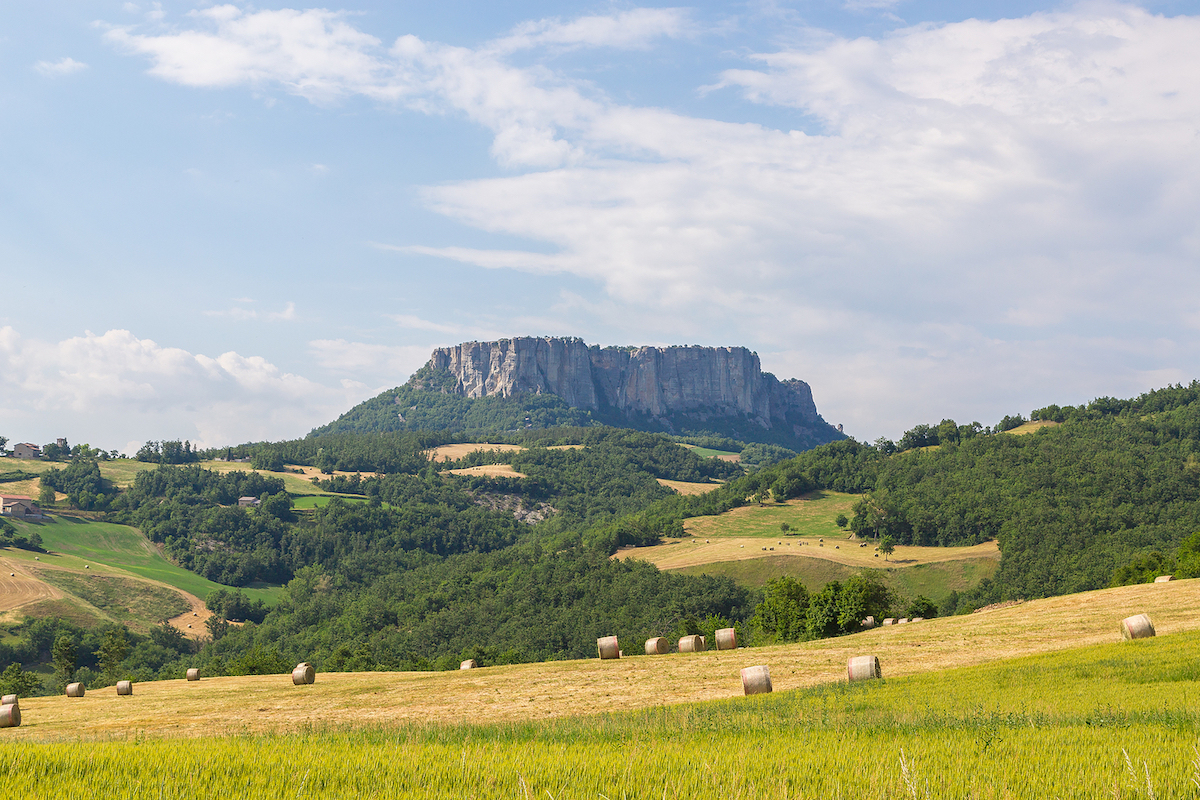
[12,443,40,459]
[1,496,43,519]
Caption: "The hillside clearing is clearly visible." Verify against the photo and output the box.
[427,443,525,462]
[655,478,722,495]
[617,536,999,570]
[2,579,1195,741]
[680,444,741,461]
[1006,420,1060,435]
[683,491,860,539]
[444,464,527,478]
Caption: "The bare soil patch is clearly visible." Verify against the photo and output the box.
[656,478,722,496]
[428,444,526,462]
[445,464,528,478]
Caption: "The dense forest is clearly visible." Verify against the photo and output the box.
[6,383,1200,695]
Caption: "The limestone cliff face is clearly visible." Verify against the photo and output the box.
[424,337,835,441]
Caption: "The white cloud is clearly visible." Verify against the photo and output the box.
[102,4,1200,439]
[204,300,297,320]
[488,8,693,54]
[308,339,431,380]
[0,327,369,448]
[34,57,89,76]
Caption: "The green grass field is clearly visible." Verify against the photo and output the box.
[684,445,741,459]
[291,494,370,510]
[685,490,860,539]
[8,517,280,606]
[3,628,1198,797]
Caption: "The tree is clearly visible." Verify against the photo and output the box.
[878,535,895,561]
[38,485,55,506]
[0,436,8,452]
[97,627,129,685]
[835,513,848,528]
[51,634,77,689]
[0,663,41,698]
[837,573,891,630]
[750,576,809,642]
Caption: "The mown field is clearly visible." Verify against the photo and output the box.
[0,580,1196,797]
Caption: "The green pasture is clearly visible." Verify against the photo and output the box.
[8,517,280,606]
[291,495,372,510]
[686,490,860,539]
[4,630,1200,797]
[683,444,741,459]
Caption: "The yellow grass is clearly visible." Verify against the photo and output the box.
[427,443,525,462]
[1006,420,1060,435]
[5,579,1196,741]
[617,537,1000,571]
[444,464,527,478]
[656,478,722,496]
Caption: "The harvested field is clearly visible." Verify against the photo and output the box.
[0,557,63,613]
[27,568,190,634]
[4,579,1197,741]
[445,464,527,478]
[1005,420,1060,435]
[427,444,525,462]
[616,537,999,571]
[656,478,722,496]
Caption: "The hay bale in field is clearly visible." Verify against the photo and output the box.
[645,637,669,655]
[186,668,200,681]
[116,681,133,696]
[678,634,706,653]
[597,636,620,660]
[860,616,875,629]
[1121,614,1155,640]
[911,617,924,623]
[882,618,896,626]
[0,704,20,728]
[0,695,17,707]
[1154,575,1174,583]
[292,662,316,684]
[897,618,909,624]
[715,628,737,651]
[847,655,881,682]
[65,683,85,698]
[459,659,477,670]
[741,665,772,696]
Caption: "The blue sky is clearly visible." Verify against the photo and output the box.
[3,0,1200,453]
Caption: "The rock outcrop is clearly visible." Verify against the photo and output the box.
[421,337,840,446]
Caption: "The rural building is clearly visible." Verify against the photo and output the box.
[1,496,43,519]
[238,497,261,508]
[12,443,40,459]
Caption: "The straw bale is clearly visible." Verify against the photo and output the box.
[847,655,881,682]
[0,704,19,728]
[677,634,706,653]
[882,618,896,626]
[1121,613,1155,640]
[860,616,875,629]
[65,682,85,698]
[597,636,620,660]
[292,662,316,684]
[740,665,772,696]
[116,681,133,696]
[644,637,669,655]
[459,659,477,670]
[897,618,909,624]
[0,695,16,707]
[714,628,737,651]
[1154,575,1174,583]
[911,617,924,622]
[186,668,200,681]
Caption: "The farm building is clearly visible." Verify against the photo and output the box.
[11,443,40,459]
[1,496,43,519]
[238,497,261,508]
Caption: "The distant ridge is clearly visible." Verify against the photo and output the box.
[314,337,844,450]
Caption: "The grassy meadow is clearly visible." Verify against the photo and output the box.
[2,581,1198,797]
[684,490,860,539]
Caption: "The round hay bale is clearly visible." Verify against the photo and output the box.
[0,704,20,728]
[597,636,620,660]
[715,628,737,651]
[1154,575,1175,583]
[741,665,772,696]
[644,637,669,655]
[116,680,133,696]
[897,618,909,624]
[860,616,875,629]
[874,553,879,557]
[0,695,16,707]
[65,682,85,698]
[677,634,706,653]
[84,565,89,569]
[459,659,477,670]
[292,662,316,685]
[847,655,881,682]
[186,668,200,681]
[1121,614,1155,640]
[882,618,896,626]
[8,573,12,577]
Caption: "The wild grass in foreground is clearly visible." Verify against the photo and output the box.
[3,631,1199,798]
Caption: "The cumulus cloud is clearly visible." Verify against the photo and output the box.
[34,57,89,76]
[102,4,1200,437]
[308,339,431,380]
[0,327,369,449]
